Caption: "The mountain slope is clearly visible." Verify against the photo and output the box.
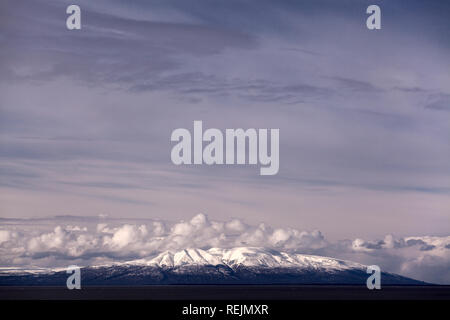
[0,247,426,285]
[125,247,364,269]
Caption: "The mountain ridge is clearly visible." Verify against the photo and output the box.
[0,247,427,285]
[121,247,365,270]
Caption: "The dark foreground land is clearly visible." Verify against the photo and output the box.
[0,285,449,300]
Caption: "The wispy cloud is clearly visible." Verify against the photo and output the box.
[0,0,449,271]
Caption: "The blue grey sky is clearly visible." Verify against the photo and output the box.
[0,0,449,241]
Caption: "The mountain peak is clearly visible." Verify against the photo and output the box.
[0,246,425,285]
[124,247,365,271]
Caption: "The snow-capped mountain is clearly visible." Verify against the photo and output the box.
[124,247,364,270]
[0,247,426,285]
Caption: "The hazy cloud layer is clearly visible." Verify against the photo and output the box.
[1,0,449,282]
[1,214,449,284]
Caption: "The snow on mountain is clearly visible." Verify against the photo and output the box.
[0,247,426,285]
[124,247,365,271]
[0,247,367,274]
[0,247,365,275]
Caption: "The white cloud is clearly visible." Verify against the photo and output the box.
[334,234,450,284]
[107,224,147,248]
[0,215,448,283]
[0,230,11,244]
[226,219,247,232]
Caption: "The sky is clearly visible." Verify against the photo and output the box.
[0,1,449,282]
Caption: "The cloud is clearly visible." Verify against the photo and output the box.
[328,234,450,284]
[0,214,449,283]
[0,214,326,265]
[0,0,257,88]
[0,231,12,244]
[0,0,449,284]
[425,94,450,112]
